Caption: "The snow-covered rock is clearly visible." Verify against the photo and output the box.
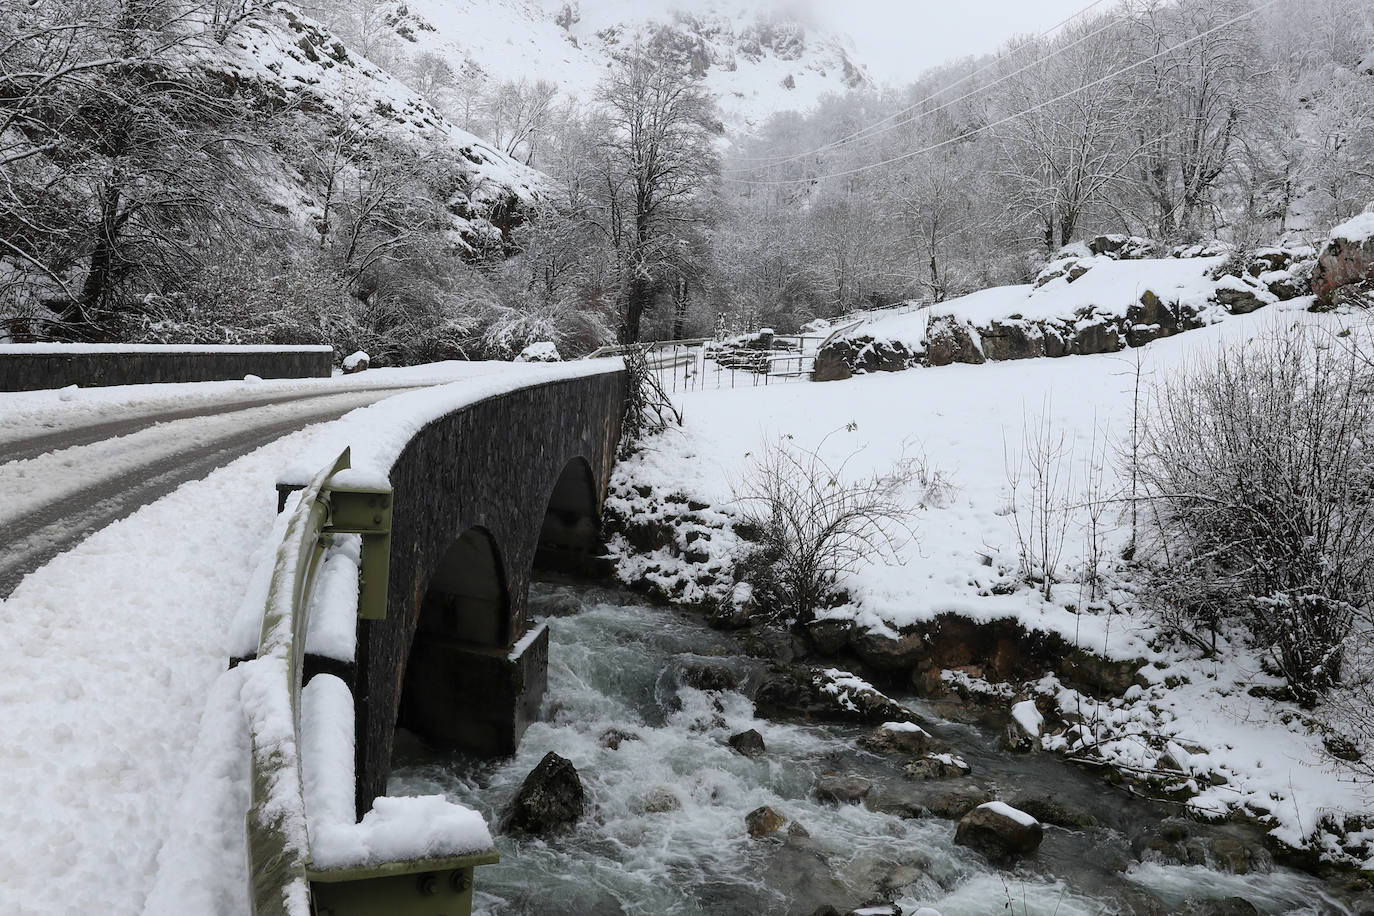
[341,351,370,374]
[954,801,1044,859]
[1313,207,1374,304]
[515,341,562,362]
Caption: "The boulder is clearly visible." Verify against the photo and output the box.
[953,802,1044,860]
[754,665,919,726]
[746,805,787,837]
[1262,269,1307,301]
[598,728,640,750]
[1001,699,1043,752]
[503,752,585,835]
[680,663,739,692]
[1312,211,1374,305]
[729,728,767,759]
[637,787,682,814]
[813,774,874,805]
[903,753,972,780]
[806,618,854,655]
[978,320,1046,362]
[341,350,369,373]
[1071,317,1124,355]
[924,784,993,819]
[923,315,985,367]
[1212,276,1270,314]
[1009,795,1097,829]
[858,722,932,757]
[849,627,926,672]
[811,345,854,382]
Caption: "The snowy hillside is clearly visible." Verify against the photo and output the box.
[369,0,872,133]
[206,3,551,249]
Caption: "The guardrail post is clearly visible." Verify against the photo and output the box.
[322,487,393,621]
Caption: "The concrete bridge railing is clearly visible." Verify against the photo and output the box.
[238,362,628,915]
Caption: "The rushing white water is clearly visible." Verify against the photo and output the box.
[389,587,1356,916]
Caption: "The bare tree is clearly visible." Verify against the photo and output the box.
[594,39,719,344]
[1125,0,1262,241]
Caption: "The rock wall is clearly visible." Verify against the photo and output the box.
[812,242,1314,381]
[0,344,334,391]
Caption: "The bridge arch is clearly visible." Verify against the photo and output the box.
[534,456,604,578]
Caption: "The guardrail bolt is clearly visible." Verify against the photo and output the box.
[417,873,438,896]
[450,870,471,893]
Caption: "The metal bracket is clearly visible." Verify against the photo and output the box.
[322,485,393,621]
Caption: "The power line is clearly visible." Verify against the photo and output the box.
[721,0,1282,188]
[727,0,1118,168]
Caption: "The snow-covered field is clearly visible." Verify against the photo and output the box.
[612,299,1374,864]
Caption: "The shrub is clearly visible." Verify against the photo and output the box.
[733,429,918,623]
[1134,325,1374,705]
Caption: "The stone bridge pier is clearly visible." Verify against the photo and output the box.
[349,372,626,815]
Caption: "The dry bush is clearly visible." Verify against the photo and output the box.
[1004,405,1075,600]
[733,428,918,623]
[1134,324,1374,705]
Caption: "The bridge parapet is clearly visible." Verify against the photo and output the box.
[273,361,628,816]
[238,447,497,916]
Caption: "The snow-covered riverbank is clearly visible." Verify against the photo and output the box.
[607,299,1374,869]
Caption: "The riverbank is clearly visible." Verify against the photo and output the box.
[603,301,1374,874]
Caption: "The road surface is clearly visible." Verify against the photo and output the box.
[0,384,423,597]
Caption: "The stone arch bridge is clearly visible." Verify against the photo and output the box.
[284,368,628,817]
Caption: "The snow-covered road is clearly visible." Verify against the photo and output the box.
[0,387,421,596]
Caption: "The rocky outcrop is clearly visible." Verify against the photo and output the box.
[1312,212,1374,306]
[811,242,1317,381]
[924,315,985,367]
[954,802,1044,860]
[754,665,920,726]
[503,751,585,835]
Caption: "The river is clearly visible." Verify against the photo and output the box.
[390,583,1361,915]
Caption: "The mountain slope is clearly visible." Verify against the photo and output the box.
[371,0,872,134]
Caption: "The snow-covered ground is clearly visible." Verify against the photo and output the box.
[611,299,1374,865]
[0,428,313,915]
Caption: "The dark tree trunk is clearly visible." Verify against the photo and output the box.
[671,276,689,340]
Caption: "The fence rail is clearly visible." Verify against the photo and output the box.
[243,448,495,916]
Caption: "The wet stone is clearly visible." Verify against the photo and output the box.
[599,728,640,750]
[729,728,766,758]
[813,774,874,805]
[859,722,931,757]
[680,663,739,691]
[954,802,1044,861]
[502,751,585,836]
[902,753,971,780]
[747,805,787,837]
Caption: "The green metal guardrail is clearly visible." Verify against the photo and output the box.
[244,447,497,916]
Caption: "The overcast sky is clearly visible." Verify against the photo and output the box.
[808,0,1098,84]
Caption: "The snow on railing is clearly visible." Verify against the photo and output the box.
[239,447,495,916]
